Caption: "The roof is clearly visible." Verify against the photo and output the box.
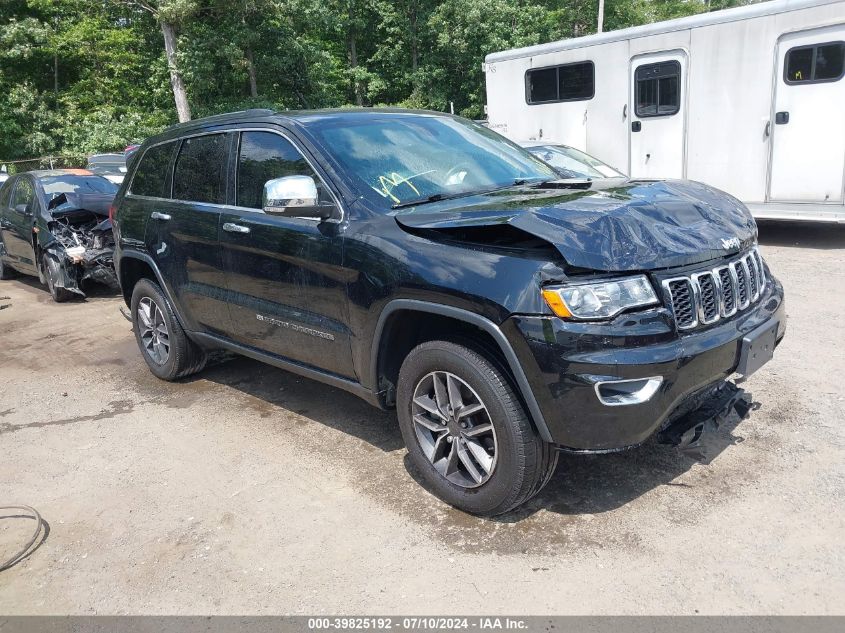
[22,169,96,178]
[485,0,842,63]
[87,153,126,163]
[143,107,456,147]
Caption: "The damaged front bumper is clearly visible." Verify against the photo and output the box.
[506,272,785,452]
[656,380,753,462]
[43,216,118,297]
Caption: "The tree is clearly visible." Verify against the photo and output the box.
[114,0,198,122]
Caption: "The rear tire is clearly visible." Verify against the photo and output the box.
[42,253,75,303]
[397,340,557,516]
[130,278,207,381]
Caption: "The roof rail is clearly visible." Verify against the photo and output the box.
[163,108,276,131]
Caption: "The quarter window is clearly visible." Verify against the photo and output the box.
[526,61,594,104]
[172,134,228,204]
[131,141,177,198]
[236,131,326,210]
[785,42,845,84]
[635,61,681,117]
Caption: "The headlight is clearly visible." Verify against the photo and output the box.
[541,275,659,320]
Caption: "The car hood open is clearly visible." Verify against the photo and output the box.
[394,179,758,272]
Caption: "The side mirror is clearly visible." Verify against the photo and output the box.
[14,203,30,216]
[262,175,335,220]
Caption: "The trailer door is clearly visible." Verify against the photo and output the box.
[629,51,687,178]
[768,28,845,203]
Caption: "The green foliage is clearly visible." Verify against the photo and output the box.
[0,0,762,161]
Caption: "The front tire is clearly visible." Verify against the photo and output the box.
[130,278,207,381]
[42,253,75,302]
[397,340,557,516]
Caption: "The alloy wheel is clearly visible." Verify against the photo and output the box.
[137,297,171,365]
[411,371,497,488]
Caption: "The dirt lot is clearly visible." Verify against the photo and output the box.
[0,222,843,615]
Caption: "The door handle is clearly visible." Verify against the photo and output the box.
[150,211,171,221]
[622,104,627,120]
[775,111,789,125]
[223,222,250,234]
[764,121,771,138]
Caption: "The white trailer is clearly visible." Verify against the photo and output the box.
[484,0,845,222]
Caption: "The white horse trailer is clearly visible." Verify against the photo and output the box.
[484,0,845,222]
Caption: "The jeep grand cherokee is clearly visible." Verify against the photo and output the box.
[112,109,786,516]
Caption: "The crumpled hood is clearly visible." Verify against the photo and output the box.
[45,192,113,219]
[394,179,758,272]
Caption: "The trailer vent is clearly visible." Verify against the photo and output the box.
[662,249,767,331]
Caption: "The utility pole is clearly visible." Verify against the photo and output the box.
[597,0,605,33]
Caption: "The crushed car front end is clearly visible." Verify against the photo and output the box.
[39,193,118,297]
[506,247,786,452]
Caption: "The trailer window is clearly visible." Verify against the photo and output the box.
[785,42,845,84]
[635,61,681,117]
[526,62,594,104]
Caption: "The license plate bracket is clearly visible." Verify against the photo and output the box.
[736,319,779,380]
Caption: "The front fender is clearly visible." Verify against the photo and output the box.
[369,299,554,442]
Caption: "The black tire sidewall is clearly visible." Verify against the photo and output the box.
[42,253,72,302]
[130,279,183,380]
[397,342,538,516]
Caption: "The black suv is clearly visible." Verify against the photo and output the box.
[112,109,785,516]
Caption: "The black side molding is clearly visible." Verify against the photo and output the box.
[370,299,553,442]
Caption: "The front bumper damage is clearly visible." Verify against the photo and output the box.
[506,270,785,452]
[656,380,754,462]
[43,195,118,297]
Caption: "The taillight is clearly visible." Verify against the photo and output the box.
[108,204,116,222]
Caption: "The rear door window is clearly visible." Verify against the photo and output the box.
[635,61,681,117]
[172,134,229,204]
[131,141,177,198]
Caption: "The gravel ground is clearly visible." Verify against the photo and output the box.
[0,221,843,615]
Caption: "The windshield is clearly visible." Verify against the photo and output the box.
[527,145,625,179]
[308,114,556,211]
[40,175,119,199]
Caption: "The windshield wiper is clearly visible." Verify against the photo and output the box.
[527,177,593,190]
[391,179,541,210]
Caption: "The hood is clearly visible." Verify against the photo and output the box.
[46,192,113,218]
[394,179,757,272]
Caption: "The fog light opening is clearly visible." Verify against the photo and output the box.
[594,376,663,406]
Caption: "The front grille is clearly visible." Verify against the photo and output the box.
[667,279,695,328]
[717,267,735,314]
[662,248,767,331]
[696,272,719,323]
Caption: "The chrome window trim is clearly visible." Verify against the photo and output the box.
[126,125,346,224]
